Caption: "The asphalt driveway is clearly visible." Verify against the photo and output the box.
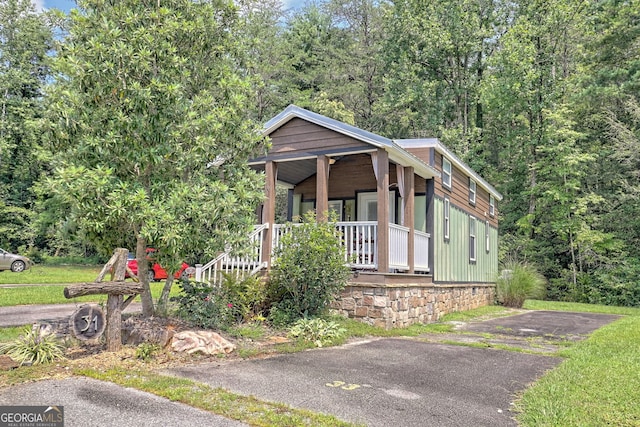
[0,308,622,426]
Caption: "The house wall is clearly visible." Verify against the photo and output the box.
[433,197,499,283]
[332,282,495,329]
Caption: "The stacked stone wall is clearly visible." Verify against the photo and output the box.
[332,283,495,329]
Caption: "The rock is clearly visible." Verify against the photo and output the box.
[171,331,235,355]
[0,355,19,370]
[121,317,174,347]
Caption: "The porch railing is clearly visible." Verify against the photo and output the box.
[414,230,430,272]
[389,223,410,270]
[196,221,430,285]
[195,223,268,284]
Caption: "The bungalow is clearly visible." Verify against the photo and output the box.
[196,105,503,328]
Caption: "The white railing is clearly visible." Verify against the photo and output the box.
[337,221,377,268]
[414,230,430,272]
[389,223,410,270]
[196,221,431,284]
[195,224,268,284]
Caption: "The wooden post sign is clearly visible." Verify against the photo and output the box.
[64,248,143,352]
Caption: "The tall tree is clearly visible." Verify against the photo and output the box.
[45,0,266,316]
[0,0,52,250]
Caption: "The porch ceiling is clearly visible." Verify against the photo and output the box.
[250,159,317,186]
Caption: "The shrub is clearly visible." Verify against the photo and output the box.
[136,343,160,361]
[287,318,346,348]
[172,273,267,330]
[0,327,66,366]
[496,260,546,308]
[267,211,351,325]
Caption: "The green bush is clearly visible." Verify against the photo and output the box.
[172,274,267,330]
[497,260,546,308]
[267,211,351,325]
[287,318,346,348]
[0,327,66,366]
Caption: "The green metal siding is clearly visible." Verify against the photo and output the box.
[433,197,498,283]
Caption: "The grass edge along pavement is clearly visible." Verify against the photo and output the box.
[515,300,640,426]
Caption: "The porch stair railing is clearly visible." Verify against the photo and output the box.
[195,224,268,285]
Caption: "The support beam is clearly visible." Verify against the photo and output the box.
[316,155,330,222]
[376,149,390,273]
[262,161,277,270]
[404,166,415,273]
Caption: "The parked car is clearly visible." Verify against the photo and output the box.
[0,248,32,272]
[126,249,193,282]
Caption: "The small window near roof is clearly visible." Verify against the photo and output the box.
[469,179,477,204]
[442,157,452,189]
[489,195,495,216]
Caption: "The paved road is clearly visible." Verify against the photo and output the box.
[0,307,623,426]
[0,303,142,327]
[0,377,247,427]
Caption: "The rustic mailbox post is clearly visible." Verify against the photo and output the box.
[64,248,143,351]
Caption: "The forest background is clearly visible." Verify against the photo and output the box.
[1,0,639,307]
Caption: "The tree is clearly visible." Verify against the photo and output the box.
[0,0,52,251]
[45,0,266,316]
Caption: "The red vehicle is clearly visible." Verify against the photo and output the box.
[126,249,193,282]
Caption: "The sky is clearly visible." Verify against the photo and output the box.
[37,0,303,13]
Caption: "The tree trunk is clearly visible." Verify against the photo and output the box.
[156,275,175,316]
[137,235,155,317]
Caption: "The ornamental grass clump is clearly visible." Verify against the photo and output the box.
[497,260,546,308]
[0,327,66,366]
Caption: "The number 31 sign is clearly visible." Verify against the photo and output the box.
[70,304,106,340]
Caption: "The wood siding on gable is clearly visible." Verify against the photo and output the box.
[433,197,498,283]
[268,118,368,156]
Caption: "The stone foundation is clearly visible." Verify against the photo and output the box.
[332,281,495,329]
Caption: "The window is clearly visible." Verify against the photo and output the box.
[469,179,477,204]
[442,157,452,189]
[485,220,490,253]
[489,195,495,217]
[469,216,477,262]
[443,197,450,241]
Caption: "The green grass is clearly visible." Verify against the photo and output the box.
[515,299,640,426]
[0,265,102,285]
[524,299,640,316]
[0,326,27,342]
[0,282,182,307]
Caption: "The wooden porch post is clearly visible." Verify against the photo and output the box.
[262,160,277,270]
[316,155,330,222]
[376,149,390,273]
[404,166,415,273]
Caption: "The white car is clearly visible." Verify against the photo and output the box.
[0,248,32,272]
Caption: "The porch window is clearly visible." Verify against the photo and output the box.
[469,216,477,262]
[442,157,452,189]
[443,197,450,241]
[489,195,495,216]
[469,179,476,205]
[485,220,490,253]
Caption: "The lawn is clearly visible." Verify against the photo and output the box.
[0,265,181,307]
[517,300,640,426]
[0,265,102,285]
